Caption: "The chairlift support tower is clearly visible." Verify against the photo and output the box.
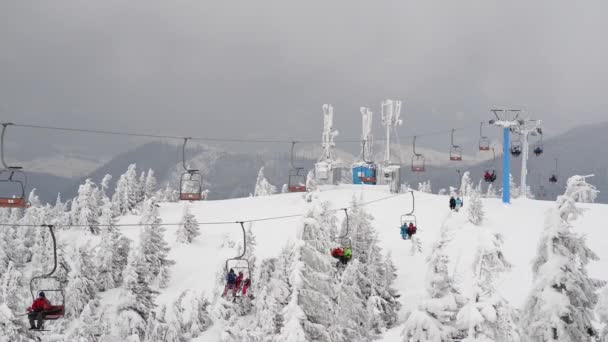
[381,99,402,165]
[315,104,341,184]
[513,119,542,199]
[489,109,522,204]
[352,107,377,185]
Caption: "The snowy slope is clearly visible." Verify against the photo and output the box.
[51,184,607,341]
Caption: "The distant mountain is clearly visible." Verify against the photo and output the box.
[17,121,608,204]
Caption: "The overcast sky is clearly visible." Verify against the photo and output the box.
[1,0,607,156]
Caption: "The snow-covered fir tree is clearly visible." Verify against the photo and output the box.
[0,261,24,340]
[253,167,277,196]
[119,248,158,341]
[176,204,200,243]
[144,169,157,200]
[305,170,317,192]
[112,164,141,215]
[70,179,102,234]
[460,171,473,197]
[597,287,608,341]
[95,207,131,291]
[522,175,605,341]
[168,290,212,339]
[456,231,518,342]
[276,203,339,341]
[65,244,98,318]
[139,198,175,288]
[467,189,484,225]
[402,223,462,342]
[418,180,432,193]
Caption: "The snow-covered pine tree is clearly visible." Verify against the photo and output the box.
[281,184,288,194]
[305,170,317,192]
[71,179,101,234]
[65,244,98,318]
[233,255,291,340]
[96,205,130,291]
[277,203,339,341]
[176,204,200,243]
[522,175,605,341]
[137,171,147,204]
[112,164,141,215]
[253,167,277,196]
[335,199,400,337]
[418,181,432,193]
[460,171,473,197]
[438,188,447,196]
[145,306,181,342]
[402,223,461,341]
[68,298,104,341]
[0,261,24,340]
[169,290,212,339]
[139,198,174,288]
[456,231,518,342]
[597,288,608,341]
[467,189,484,225]
[119,248,158,341]
[144,169,157,200]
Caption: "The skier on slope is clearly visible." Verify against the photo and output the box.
[449,196,456,210]
[455,197,463,210]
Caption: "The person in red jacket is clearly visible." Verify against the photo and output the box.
[28,292,52,330]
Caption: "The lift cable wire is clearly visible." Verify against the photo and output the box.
[8,122,467,145]
[1,192,407,229]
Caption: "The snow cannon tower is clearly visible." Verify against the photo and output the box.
[380,99,403,193]
[352,107,378,185]
[314,104,343,185]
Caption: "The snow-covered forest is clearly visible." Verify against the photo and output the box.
[0,165,607,342]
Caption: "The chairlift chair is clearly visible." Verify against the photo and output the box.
[449,129,462,161]
[288,141,307,192]
[224,222,252,298]
[0,123,30,208]
[180,138,203,201]
[479,122,490,151]
[411,136,426,172]
[510,133,522,157]
[549,158,558,183]
[0,169,30,208]
[533,131,544,156]
[29,225,65,329]
[483,148,497,183]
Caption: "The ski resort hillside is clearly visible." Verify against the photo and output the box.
[1,176,606,341]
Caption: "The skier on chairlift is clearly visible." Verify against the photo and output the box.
[27,292,57,330]
[235,271,244,295]
[223,269,237,297]
[407,222,417,239]
[400,224,408,239]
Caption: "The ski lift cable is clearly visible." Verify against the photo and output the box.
[2,192,408,229]
[9,123,468,145]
